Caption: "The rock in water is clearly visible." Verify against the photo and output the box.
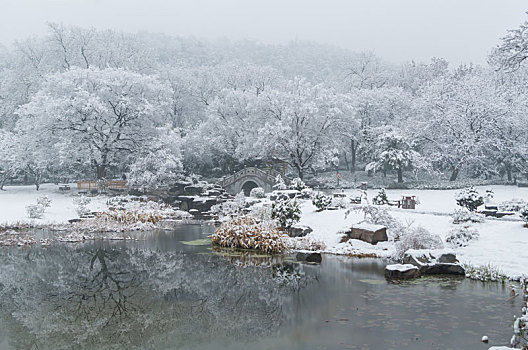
[385,264,421,279]
[402,250,465,276]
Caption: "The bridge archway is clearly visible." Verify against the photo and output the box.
[241,180,259,196]
[219,167,285,195]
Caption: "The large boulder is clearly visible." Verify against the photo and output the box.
[345,223,388,245]
[402,250,465,276]
[289,225,313,238]
[168,181,192,195]
[385,264,421,279]
[184,185,204,196]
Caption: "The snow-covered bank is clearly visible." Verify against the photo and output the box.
[296,186,528,279]
[0,184,109,225]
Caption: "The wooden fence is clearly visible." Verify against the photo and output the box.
[77,180,128,190]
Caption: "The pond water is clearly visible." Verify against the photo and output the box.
[0,224,519,350]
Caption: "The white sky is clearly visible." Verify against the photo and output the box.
[0,0,527,65]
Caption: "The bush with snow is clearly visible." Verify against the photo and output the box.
[289,177,307,191]
[212,216,285,253]
[502,199,528,213]
[500,199,528,212]
[463,263,508,283]
[25,196,52,219]
[395,226,444,260]
[299,187,314,199]
[332,196,348,209]
[451,209,485,224]
[521,205,528,226]
[273,174,287,190]
[446,226,480,247]
[249,187,265,198]
[312,192,332,211]
[372,188,389,205]
[249,205,273,221]
[26,204,44,219]
[211,191,246,218]
[74,196,92,217]
[37,196,52,209]
[455,187,484,212]
[271,198,301,229]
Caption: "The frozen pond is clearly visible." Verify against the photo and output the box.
[0,224,520,349]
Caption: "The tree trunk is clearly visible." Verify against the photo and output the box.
[397,168,403,183]
[96,164,106,180]
[343,152,349,171]
[506,165,512,182]
[449,166,460,181]
[350,139,357,173]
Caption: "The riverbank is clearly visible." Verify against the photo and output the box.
[295,185,528,279]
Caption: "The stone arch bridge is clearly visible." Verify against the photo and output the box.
[219,167,284,196]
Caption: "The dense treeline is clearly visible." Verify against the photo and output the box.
[1,21,528,189]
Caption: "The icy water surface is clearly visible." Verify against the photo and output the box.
[0,224,520,350]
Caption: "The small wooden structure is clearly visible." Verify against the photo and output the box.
[77,180,128,191]
[401,195,416,209]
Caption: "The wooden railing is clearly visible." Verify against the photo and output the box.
[77,180,128,190]
[218,167,284,187]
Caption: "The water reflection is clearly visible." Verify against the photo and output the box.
[0,241,306,350]
[0,225,520,350]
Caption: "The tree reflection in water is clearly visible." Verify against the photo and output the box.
[0,243,309,350]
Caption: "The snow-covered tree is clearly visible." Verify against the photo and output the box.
[127,127,184,189]
[365,128,422,183]
[17,67,171,180]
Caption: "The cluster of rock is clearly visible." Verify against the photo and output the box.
[129,180,233,220]
[385,249,465,279]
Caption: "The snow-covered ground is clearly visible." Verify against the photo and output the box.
[299,185,528,279]
[2,183,527,279]
[0,184,109,225]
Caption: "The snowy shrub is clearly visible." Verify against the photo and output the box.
[212,216,285,253]
[36,196,52,209]
[463,263,508,283]
[211,191,246,218]
[446,226,479,247]
[249,205,273,221]
[395,226,444,260]
[372,188,389,205]
[283,235,327,251]
[271,198,301,229]
[273,175,287,190]
[455,187,484,212]
[289,177,307,191]
[521,205,528,226]
[332,196,347,209]
[312,192,332,211]
[249,187,265,198]
[499,199,528,212]
[25,204,44,219]
[74,196,92,217]
[299,188,314,199]
[97,210,163,224]
[451,209,485,224]
[25,196,52,219]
